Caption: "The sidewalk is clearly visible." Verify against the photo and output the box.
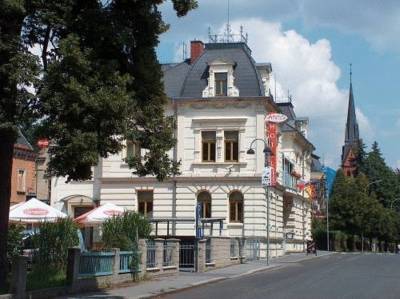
[59,251,333,299]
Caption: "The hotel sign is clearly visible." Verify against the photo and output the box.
[265,113,288,124]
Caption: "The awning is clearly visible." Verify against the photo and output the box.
[9,198,67,223]
[74,203,125,226]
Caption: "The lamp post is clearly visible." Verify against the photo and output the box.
[247,138,272,265]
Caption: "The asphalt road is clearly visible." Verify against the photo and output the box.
[160,253,400,299]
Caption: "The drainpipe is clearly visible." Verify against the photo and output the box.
[172,99,178,236]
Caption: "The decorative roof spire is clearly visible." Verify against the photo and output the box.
[345,63,359,144]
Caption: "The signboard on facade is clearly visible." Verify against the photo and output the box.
[262,166,272,186]
[265,113,288,124]
[266,115,278,186]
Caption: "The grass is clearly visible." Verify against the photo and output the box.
[27,267,66,291]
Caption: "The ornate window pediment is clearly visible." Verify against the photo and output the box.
[202,59,239,98]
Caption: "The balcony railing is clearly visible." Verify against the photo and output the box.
[283,172,297,189]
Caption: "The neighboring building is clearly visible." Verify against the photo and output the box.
[310,154,326,218]
[11,131,36,205]
[51,34,315,257]
[341,76,361,177]
[278,101,314,252]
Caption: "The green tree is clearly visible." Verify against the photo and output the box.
[363,141,397,208]
[0,0,197,288]
[355,139,367,175]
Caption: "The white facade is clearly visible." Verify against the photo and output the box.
[51,41,314,257]
[51,98,313,256]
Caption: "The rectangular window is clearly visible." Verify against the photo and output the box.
[224,131,239,162]
[215,72,228,96]
[126,140,140,159]
[17,169,26,193]
[202,131,216,162]
[138,190,153,218]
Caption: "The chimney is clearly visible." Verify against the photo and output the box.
[190,40,204,64]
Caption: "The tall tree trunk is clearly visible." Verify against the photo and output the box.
[0,132,15,290]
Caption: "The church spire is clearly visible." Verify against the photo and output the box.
[345,64,359,144]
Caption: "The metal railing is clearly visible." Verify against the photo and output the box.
[78,251,114,277]
[179,242,195,270]
[283,172,296,189]
[163,241,174,267]
[146,240,156,268]
[205,239,212,263]
[119,251,138,274]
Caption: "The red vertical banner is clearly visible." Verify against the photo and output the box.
[266,115,278,186]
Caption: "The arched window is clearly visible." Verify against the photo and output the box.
[229,191,243,223]
[197,191,211,218]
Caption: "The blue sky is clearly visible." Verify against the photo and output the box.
[156,0,400,169]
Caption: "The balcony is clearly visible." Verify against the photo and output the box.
[283,172,297,190]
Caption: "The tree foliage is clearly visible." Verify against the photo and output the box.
[0,0,197,287]
[6,224,24,266]
[331,141,400,247]
[363,141,398,208]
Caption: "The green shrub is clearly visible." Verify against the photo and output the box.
[102,211,151,250]
[32,218,79,269]
[102,212,151,276]
[7,224,24,266]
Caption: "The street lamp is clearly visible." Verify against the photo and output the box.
[247,138,272,265]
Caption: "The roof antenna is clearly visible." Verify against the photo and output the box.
[226,0,231,42]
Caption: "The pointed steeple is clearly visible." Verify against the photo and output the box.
[344,64,359,144]
[341,64,361,170]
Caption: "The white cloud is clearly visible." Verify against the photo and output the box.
[226,19,370,167]
[356,108,374,143]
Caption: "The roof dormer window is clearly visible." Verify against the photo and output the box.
[202,59,239,98]
[215,72,227,96]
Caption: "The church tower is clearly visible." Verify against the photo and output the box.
[341,67,361,177]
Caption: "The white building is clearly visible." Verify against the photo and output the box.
[51,38,314,257]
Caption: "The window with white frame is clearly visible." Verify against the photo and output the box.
[224,131,239,162]
[202,131,216,162]
[17,169,26,193]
